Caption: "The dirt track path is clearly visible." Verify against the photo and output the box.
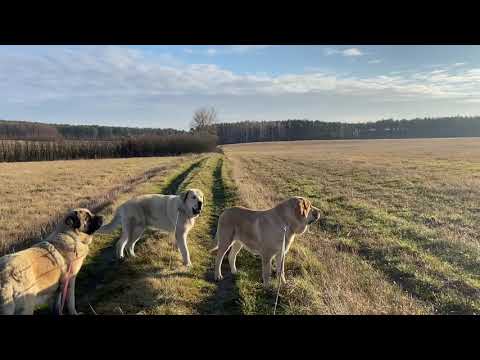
[75,154,245,315]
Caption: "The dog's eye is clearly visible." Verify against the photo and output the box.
[192,195,196,200]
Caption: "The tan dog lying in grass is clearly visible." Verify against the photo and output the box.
[211,197,321,285]
[0,209,103,315]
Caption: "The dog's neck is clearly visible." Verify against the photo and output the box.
[48,230,91,257]
[272,203,295,233]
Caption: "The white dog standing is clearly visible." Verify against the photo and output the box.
[97,189,204,266]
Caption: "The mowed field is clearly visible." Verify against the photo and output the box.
[1,138,479,314]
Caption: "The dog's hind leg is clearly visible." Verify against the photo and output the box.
[115,230,129,259]
[228,241,243,275]
[126,225,144,258]
[17,295,35,315]
[0,301,15,315]
[116,217,137,259]
[214,230,235,281]
[0,284,15,315]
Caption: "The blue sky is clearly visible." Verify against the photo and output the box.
[1,45,479,130]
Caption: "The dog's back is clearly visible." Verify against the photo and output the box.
[0,246,63,314]
[212,207,262,252]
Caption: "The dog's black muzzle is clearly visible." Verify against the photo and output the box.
[87,215,104,234]
[308,209,321,225]
[192,201,203,215]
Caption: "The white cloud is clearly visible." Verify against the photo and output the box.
[342,48,363,57]
[324,47,364,57]
[206,48,218,56]
[227,45,271,53]
[324,48,339,56]
[368,59,382,64]
[460,98,480,103]
[185,45,271,56]
[1,46,479,106]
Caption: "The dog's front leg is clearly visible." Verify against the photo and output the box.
[262,256,273,286]
[66,276,79,315]
[176,225,192,268]
[275,253,287,284]
[53,279,69,315]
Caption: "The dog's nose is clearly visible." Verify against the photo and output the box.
[311,209,321,221]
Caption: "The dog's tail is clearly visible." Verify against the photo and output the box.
[96,210,121,234]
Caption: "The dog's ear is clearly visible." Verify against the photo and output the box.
[65,210,81,229]
[183,190,191,203]
[295,198,311,218]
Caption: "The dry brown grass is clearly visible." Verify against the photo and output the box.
[222,138,480,314]
[0,156,191,255]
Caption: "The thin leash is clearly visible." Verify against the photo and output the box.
[273,225,287,315]
[58,242,85,315]
[88,302,98,315]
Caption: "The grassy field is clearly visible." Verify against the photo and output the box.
[222,138,480,314]
[2,138,479,314]
[0,156,192,255]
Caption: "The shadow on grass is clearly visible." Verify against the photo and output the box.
[322,198,480,314]
[335,241,480,314]
[337,198,480,279]
[195,157,243,315]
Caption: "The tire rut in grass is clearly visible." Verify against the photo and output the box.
[195,156,243,315]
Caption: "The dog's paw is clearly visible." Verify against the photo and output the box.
[214,274,223,281]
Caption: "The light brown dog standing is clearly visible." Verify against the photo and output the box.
[0,209,103,315]
[211,196,321,285]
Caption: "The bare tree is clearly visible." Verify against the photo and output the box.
[190,107,218,134]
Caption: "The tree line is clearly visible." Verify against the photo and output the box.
[5,116,480,145]
[0,134,217,162]
[0,120,184,141]
[214,116,480,144]
[2,115,480,162]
